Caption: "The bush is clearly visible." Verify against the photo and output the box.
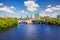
[45,18,60,26]
[0,18,18,30]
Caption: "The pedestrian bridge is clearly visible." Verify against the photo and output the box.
[18,20,32,23]
[18,19,45,24]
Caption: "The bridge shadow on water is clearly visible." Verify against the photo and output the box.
[0,22,60,40]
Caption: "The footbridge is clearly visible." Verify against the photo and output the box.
[18,19,45,24]
[18,20,32,23]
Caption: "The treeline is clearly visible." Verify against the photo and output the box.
[45,18,60,26]
[0,18,18,30]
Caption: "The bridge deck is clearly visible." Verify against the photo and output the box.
[18,19,45,24]
[18,20,32,23]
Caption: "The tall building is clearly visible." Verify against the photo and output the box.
[30,15,32,19]
[35,13,40,19]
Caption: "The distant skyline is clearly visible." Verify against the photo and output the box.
[0,0,60,18]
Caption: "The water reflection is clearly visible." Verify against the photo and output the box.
[25,24,38,40]
[0,23,60,40]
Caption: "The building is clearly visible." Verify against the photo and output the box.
[35,13,40,19]
[43,16,50,18]
[57,15,60,18]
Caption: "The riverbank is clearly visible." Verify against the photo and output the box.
[45,18,60,26]
[31,18,60,26]
[0,18,18,30]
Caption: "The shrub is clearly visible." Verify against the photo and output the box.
[45,18,60,26]
[0,18,18,30]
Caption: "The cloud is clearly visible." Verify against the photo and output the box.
[39,11,57,18]
[0,3,3,6]
[18,10,28,14]
[21,10,28,14]
[10,6,16,10]
[45,8,53,12]
[21,10,25,13]
[4,6,9,9]
[56,5,60,8]
[3,6,16,10]
[39,13,49,17]
[24,1,39,12]
[50,13,58,18]
[0,7,15,14]
[47,5,51,7]
[39,5,60,18]
[28,0,36,1]
[51,5,60,10]
[45,5,60,12]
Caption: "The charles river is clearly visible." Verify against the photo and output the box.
[0,22,60,40]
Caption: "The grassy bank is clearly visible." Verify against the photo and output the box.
[0,18,18,30]
[45,18,60,26]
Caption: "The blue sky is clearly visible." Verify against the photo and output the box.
[0,0,60,18]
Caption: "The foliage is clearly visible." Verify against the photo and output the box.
[0,18,18,30]
[45,18,60,26]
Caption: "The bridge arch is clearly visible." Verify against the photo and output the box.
[18,20,32,24]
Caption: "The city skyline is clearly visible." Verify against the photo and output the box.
[0,0,60,18]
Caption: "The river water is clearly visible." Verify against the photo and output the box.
[0,23,60,40]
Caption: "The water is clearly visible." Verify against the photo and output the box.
[0,23,60,40]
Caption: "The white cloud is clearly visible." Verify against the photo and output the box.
[45,8,53,12]
[45,5,60,13]
[28,0,36,1]
[10,6,15,9]
[47,5,51,7]
[24,1,39,12]
[0,3,3,6]
[4,6,9,9]
[50,13,57,18]
[51,5,60,10]
[51,7,60,11]
[39,13,47,16]
[56,5,60,8]
[0,7,15,14]
[21,10,28,14]
[3,6,16,10]
[10,6,16,10]
[39,11,57,18]
[39,5,60,18]
[21,10,25,13]
[27,7,37,12]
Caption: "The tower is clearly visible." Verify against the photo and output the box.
[35,13,40,19]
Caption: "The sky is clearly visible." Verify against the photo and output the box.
[0,0,60,18]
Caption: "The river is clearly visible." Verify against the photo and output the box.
[0,23,60,40]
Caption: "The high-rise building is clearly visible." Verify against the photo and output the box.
[30,15,32,19]
[35,13,40,19]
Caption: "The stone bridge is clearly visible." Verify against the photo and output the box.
[18,19,45,24]
[18,20,32,23]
